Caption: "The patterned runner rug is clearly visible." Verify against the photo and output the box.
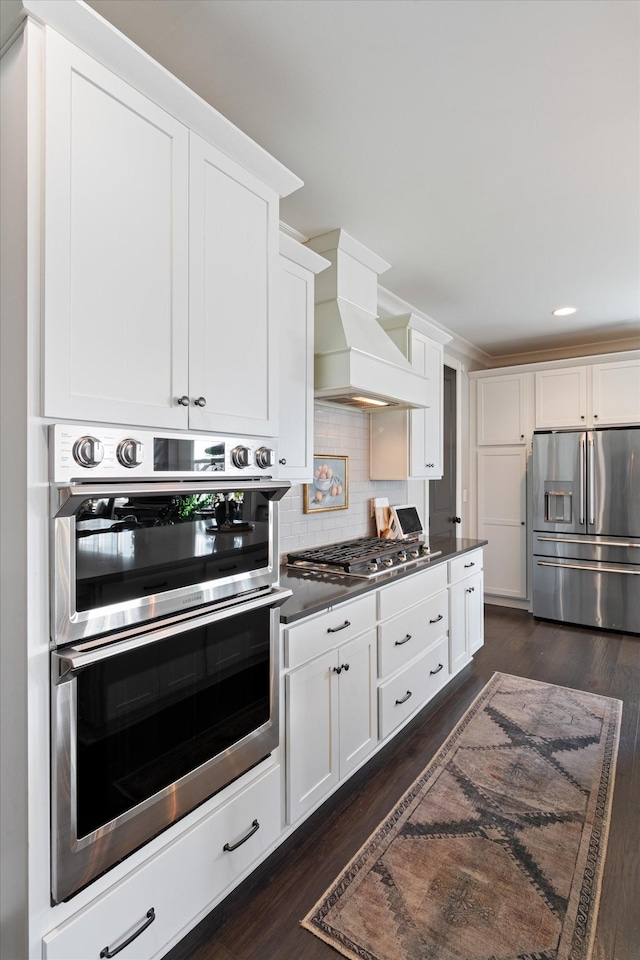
[302,672,621,960]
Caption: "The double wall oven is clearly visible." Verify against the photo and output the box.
[49,425,290,903]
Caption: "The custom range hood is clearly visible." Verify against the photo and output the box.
[305,230,429,410]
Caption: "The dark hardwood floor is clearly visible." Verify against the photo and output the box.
[166,606,640,960]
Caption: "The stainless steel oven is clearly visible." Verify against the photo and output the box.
[50,424,289,645]
[51,590,288,903]
[49,425,291,902]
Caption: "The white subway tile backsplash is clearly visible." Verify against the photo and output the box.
[280,404,408,558]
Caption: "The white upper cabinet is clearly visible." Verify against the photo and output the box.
[370,314,451,480]
[477,373,529,445]
[590,359,640,425]
[535,359,640,428]
[188,133,279,436]
[44,30,190,429]
[277,236,329,482]
[534,365,588,428]
[43,30,293,436]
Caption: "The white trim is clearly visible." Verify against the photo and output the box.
[279,232,330,274]
[20,0,302,198]
[443,356,464,538]
[468,348,640,379]
[377,284,491,366]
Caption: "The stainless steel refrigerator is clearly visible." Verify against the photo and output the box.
[532,427,640,633]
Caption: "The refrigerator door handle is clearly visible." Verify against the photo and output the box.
[537,560,640,575]
[588,436,595,526]
[579,436,586,525]
[536,536,640,548]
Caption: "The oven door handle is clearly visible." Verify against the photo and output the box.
[53,480,291,516]
[53,587,292,681]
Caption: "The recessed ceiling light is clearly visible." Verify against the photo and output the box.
[552,306,577,317]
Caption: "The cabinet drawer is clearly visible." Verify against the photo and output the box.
[378,637,449,741]
[43,764,281,960]
[377,564,447,621]
[284,593,376,669]
[448,550,483,584]
[378,592,448,678]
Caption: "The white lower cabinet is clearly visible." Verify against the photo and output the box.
[376,564,450,740]
[42,764,281,960]
[449,551,484,672]
[285,628,377,824]
[378,637,449,741]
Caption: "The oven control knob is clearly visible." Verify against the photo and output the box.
[117,438,144,469]
[409,549,420,559]
[231,445,250,469]
[367,561,379,573]
[383,557,395,567]
[255,446,275,469]
[72,436,104,468]
[397,551,407,562]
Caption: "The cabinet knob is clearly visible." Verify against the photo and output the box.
[177,395,190,407]
[193,396,207,407]
[520,434,525,439]
[594,414,598,419]
[451,517,462,524]
[580,414,585,419]
[279,458,287,465]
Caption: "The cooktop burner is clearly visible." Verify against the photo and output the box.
[287,536,440,579]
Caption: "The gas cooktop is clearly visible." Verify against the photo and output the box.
[287,536,441,579]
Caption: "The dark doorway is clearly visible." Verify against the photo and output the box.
[429,365,457,544]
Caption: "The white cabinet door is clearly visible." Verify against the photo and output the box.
[370,331,444,479]
[44,30,190,428]
[285,651,339,823]
[477,374,528,444]
[189,133,279,436]
[409,334,444,478]
[338,630,377,778]
[448,553,484,671]
[467,570,485,654]
[448,579,469,674]
[277,237,328,481]
[477,448,527,599]
[535,366,588,428]
[591,359,640,425]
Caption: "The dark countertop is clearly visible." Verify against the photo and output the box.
[278,537,487,623]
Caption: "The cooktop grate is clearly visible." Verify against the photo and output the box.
[287,536,427,575]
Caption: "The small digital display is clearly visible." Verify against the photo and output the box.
[393,505,424,537]
[154,438,226,472]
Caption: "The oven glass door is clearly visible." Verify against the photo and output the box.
[52,591,285,903]
[52,480,289,644]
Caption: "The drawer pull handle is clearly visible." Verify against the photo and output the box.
[333,665,342,674]
[429,614,443,624]
[100,908,156,958]
[430,663,444,676]
[464,562,475,568]
[327,620,351,633]
[395,690,412,705]
[223,819,260,852]
[466,586,475,593]
[395,633,412,646]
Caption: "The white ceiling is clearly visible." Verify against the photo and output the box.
[79,2,640,358]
